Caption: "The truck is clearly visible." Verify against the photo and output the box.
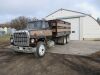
[10,19,71,57]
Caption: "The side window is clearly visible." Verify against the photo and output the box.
[45,22,49,28]
[42,22,49,29]
[42,22,45,29]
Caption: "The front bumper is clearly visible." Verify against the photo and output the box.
[10,45,36,53]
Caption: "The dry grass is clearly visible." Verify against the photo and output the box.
[0,34,10,48]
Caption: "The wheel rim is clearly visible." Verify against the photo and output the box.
[64,37,66,44]
[39,44,45,56]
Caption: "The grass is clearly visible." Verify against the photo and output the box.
[0,34,10,47]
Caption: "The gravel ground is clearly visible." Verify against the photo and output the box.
[0,41,100,75]
[48,41,100,55]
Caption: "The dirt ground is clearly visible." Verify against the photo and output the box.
[0,41,100,75]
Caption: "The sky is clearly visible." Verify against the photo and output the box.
[0,0,100,23]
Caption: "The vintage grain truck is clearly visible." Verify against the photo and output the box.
[10,19,71,57]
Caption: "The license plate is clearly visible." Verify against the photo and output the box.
[19,47,23,50]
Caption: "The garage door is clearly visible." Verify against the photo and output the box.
[63,18,80,40]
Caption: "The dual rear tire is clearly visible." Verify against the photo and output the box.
[66,35,70,43]
[56,35,70,45]
[62,36,67,45]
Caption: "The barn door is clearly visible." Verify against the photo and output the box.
[63,18,80,40]
[70,18,80,40]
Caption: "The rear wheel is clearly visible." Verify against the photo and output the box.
[63,37,67,45]
[34,42,46,58]
[62,36,66,45]
[66,35,70,43]
[57,36,66,45]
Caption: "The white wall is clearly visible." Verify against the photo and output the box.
[82,16,100,39]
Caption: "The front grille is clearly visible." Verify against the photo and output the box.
[13,31,29,46]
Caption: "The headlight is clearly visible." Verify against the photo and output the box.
[31,39,35,43]
[10,39,13,43]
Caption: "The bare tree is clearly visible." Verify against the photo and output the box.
[0,16,38,30]
[10,16,31,30]
[0,22,10,28]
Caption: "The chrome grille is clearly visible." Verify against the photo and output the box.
[13,31,29,46]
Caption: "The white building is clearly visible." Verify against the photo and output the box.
[45,9,100,40]
[4,27,7,34]
[0,27,16,36]
[0,27,5,36]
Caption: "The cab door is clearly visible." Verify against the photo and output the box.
[42,21,52,36]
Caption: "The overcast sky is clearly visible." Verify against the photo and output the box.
[0,0,100,23]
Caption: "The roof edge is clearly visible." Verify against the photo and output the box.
[45,8,90,18]
[45,8,100,26]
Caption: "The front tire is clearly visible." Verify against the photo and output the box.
[34,42,46,58]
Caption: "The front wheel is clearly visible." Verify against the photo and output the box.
[34,42,46,58]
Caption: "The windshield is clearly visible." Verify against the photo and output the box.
[27,21,43,29]
[27,21,50,30]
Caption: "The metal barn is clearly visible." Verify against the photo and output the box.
[45,9,100,40]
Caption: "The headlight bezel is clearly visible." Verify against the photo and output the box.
[31,39,35,43]
[10,38,13,43]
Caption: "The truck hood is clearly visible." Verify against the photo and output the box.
[14,29,38,33]
[14,30,29,33]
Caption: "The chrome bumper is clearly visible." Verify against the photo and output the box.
[10,45,36,53]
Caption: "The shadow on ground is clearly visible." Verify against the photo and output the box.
[0,48,100,75]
